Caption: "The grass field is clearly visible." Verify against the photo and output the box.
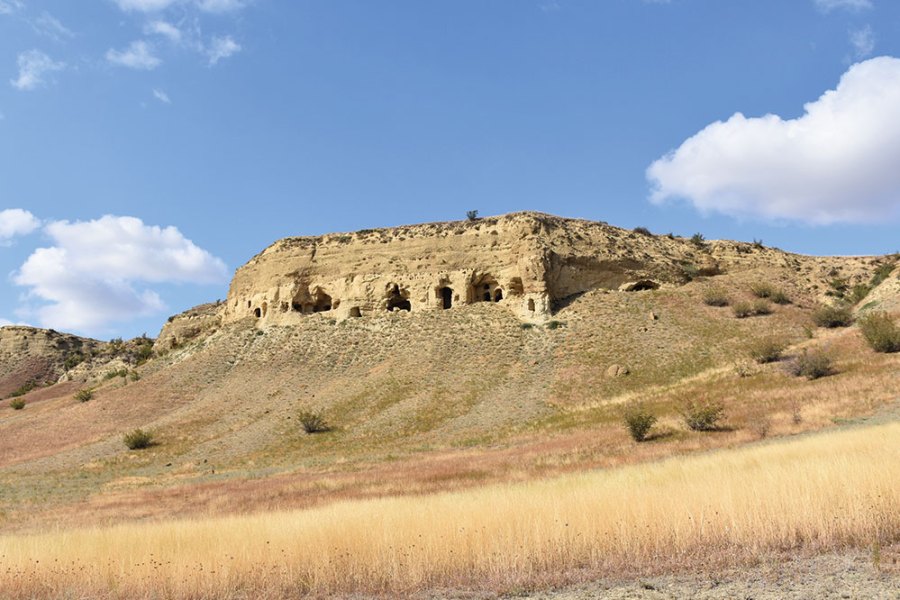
[2,421,897,599]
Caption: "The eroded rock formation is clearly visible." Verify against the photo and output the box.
[222,212,705,326]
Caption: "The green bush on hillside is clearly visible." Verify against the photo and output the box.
[857,312,900,353]
[622,402,656,442]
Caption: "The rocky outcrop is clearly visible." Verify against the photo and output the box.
[0,327,101,397]
[154,302,224,352]
[222,212,712,326]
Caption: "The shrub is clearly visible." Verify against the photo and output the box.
[870,261,896,288]
[752,238,764,249]
[679,400,726,431]
[64,352,85,371]
[9,398,25,410]
[466,210,479,222]
[857,311,900,353]
[733,300,771,318]
[747,337,786,364]
[546,320,565,330]
[9,382,36,398]
[769,289,791,305]
[749,282,775,299]
[74,389,93,403]
[690,232,706,248]
[123,429,154,450]
[633,226,652,236]
[786,349,833,380]
[752,299,772,315]
[702,287,729,307]
[622,402,656,442]
[848,284,871,304]
[732,301,754,318]
[298,410,329,434]
[812,304,853,328]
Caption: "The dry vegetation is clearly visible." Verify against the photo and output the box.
[1,422,896,598]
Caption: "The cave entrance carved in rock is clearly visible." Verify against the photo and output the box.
[387,284,411,312]
[440,287,453,309]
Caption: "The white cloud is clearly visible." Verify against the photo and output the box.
[32,11,75,41]
[849,25,875,59]
[647,56,900,225]
[196,0,245,12]
[113,0,246,12]
[813,0,872,11]
[13,215,228,332]
[113,0,179,12]
[153,88,171,103]
[205,35,240,65]
[106,40,161,70]
[0,208,40,245]
[144,19,182,43]
[10,50,65,91]
[0,0,24,15]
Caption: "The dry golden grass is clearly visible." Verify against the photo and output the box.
[2,422,897,599]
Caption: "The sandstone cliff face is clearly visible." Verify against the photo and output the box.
[222,212,715,326]
[154,302,224,352]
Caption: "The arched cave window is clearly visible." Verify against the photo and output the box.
[494,289,503,302]
[349,307,362,318]
[254,307,261,318]
[440,287,453,309]
[527,298,535,312]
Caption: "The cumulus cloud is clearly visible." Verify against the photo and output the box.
[647,56,900,225]
[814,0,872,11]
[144,19,182,43]
[0,208,40,244]
[205,35,240,65]
[13,215,228,332]
[106,40,161,70]
[849,25,875,59]
[10,50,65,91]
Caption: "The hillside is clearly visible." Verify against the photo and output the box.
[1,212,897,537]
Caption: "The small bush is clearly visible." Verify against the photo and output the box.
[769,289,791,305]
[752,299,772,315]
[857,311,900,353]
[633,226,652,236]
[123,429,154,450]
[702,287,729,307]
[466,210,479,222]
[747,337,786,363]
[74,389,93,403]
[520,323,534,330]
[752,238,764,249]
[812,304,853,328]
[786,349,833,380]
[690,232,706,248]
[10,398,25,410]
[749,282,775,298]
[546,320,565,330]
[622,402,656,442]
[732,301,754,318]
[9,382,36,398]
[733,299,771,318]
[298,410,329,434]
[679,400,726,431]
[848,284,871,304]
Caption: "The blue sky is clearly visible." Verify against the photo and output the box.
[2,0,900,339]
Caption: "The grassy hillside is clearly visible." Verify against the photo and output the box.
[1,250,897,533]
